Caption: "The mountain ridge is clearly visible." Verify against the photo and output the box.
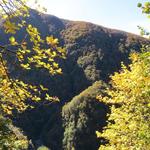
[37,9,145,38]
[1,9,150,149]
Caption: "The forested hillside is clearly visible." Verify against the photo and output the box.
[1,9,147,101]
[0,9,149,150]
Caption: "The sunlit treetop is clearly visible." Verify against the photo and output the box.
[96,2,150,149]
[96,48,150,150]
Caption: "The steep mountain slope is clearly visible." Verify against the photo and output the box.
[0,9,148,101]
[0,9,149,149]
[6,10,147,101]
[39,81,109,150]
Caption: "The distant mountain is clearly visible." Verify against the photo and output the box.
[1,9,149,150]
[5,9,147,101]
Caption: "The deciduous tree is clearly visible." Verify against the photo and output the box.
[0,0,66,114]
[0,0,66,149]
[96,2,150,149]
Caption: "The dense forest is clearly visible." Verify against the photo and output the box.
[0,1,149,150]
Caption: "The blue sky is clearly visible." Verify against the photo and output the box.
[31,0,149,35]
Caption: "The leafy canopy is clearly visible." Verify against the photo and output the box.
[0,0,66,114]
[96,2,150,149]
[0,1,66,149]
[97,49,150,150]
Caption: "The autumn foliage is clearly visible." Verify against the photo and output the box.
[96,2,150,149]
[0,0,66,115]
[0,0,65,148]
[97,49,150,149]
